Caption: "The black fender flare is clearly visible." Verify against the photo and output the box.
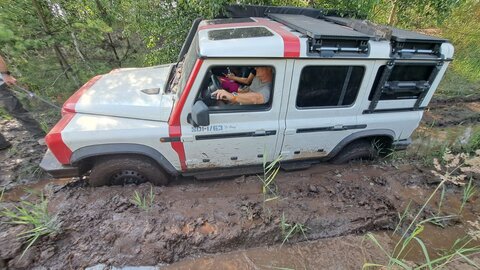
[70,143,179,176]
[326,129,395,159]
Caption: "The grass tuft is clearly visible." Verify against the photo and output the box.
[364,150,480,268]
[1,193,60,257]
[130,185,155,211]
[258,153,282,202]
[459,178,476,214]
[280,212,309,246]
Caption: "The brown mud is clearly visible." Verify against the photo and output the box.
[0,97,479,269]
[1,162,478,269]
[422,95,480,127]
[0,118,47,189]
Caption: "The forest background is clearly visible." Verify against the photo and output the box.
[0,0,479,129]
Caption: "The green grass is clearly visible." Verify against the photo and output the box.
[280,212,309,246]
[436,70,480,98]
[462,128,480,155]
[1,193,60,257]
[459,178,476,214]
[0,107,13,120]
[258,153,283,203]
[364,150,480,269]
[130,186,155,211]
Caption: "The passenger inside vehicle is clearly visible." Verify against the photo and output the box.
[212,66,273,105]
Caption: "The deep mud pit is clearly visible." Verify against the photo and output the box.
[3,163,401,268]
[1,163,479,269]
[0,96,479,269]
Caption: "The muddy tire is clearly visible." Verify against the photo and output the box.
[89,155,169,187]
[330,140,377,165]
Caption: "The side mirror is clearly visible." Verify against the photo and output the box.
[189,100,210,127]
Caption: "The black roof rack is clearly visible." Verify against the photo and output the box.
[220,5,448,59]
[324,16,447,58]
[267,13,372,57]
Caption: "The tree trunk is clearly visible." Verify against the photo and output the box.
[32,0,80,87]
[94,0,122,67]
[388,0,398,26]
[107,33,122,67]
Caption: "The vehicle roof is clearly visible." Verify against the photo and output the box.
[197,17,306,58]
[195,15,452,60]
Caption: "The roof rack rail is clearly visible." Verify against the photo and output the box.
[324,16,447,58]
[267,13,372,57]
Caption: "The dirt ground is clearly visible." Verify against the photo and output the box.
[0,96,479,269]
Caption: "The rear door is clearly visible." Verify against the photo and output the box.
[281,59,373,161]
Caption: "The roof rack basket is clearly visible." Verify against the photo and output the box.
[267,13,373,57]
[324,16,447,59]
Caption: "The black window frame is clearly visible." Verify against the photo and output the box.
[196,64,276,114]
[368,62,437,101]
[207,27,275,41]
[295,65,366,110]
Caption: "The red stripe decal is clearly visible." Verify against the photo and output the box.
[255,18,300,58]
[45,113,76,164]
[62,75,102,114]
[169,59,204,171]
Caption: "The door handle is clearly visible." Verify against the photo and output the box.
[254,130,266,136]
[182,136,194,142]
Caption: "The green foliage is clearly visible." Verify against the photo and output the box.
[130,186,155,211]
[0,107,13,120]
[442,0,480,82]
[1,194,61,257]
[463,127,480,155]
[436,70,480,98]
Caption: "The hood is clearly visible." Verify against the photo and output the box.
[66,64,175,122]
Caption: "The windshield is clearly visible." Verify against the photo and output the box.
[172,35,199,97]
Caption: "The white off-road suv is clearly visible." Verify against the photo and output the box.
[40,6,454,186]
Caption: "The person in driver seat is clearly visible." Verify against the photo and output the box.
[213,67,273,105]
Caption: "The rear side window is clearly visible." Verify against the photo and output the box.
[369,64,436,100]
[296,66,365,108]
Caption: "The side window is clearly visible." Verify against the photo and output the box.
[369,64,436,100]
[296,66,365,108]
[197,65,274,112]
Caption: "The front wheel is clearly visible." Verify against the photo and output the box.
[330,140,378,165]
[89,155,169,187]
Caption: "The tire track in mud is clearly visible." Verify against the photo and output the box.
[0,163,432,268]
[423,96,480,127]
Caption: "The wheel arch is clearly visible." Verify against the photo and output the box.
[70,143,179,176]
[327,129,395,160]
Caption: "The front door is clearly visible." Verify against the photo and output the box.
[182,59,287,169]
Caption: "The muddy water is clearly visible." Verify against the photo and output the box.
[164,233,392,270]
[165,226,480,270]
[2,177,75,202]
[164,167,480,270]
